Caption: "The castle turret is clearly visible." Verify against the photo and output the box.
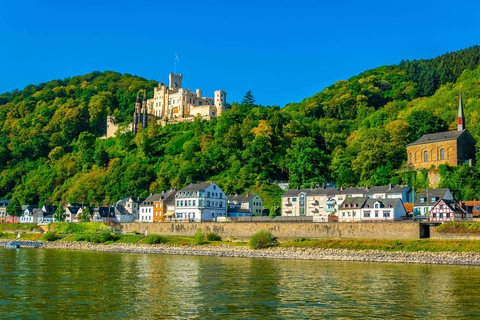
[458,91,465,131]
[142,90,148,129]
[133,91,141,134]
[214,90,227,117]
[169,73,183,90]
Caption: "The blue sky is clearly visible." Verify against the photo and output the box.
[1,0,480,107]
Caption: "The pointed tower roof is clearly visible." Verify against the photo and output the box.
[458,91,465,131]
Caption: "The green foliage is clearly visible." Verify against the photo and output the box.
[0,223,38,231]
[42,231,59,241]
[73,229,119,243]
[205,232,222,241]
[50,222,109,234]
[144,234,167,244]
[2,47,480,204]
[249,230,278,249]
[193,228,205,245]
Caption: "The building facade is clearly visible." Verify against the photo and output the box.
[0,200,10,224]
[175,182,226,222]
[406,93,476,170]
[152,190,177,223]
[227,194,263,217]
[429,199,472,222]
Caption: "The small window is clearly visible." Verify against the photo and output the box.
[440,149,445,160]
[409,153,413,163]
[424,151,428,162]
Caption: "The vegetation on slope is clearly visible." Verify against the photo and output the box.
[2,46,480,212]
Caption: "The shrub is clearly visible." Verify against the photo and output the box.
[193,228,205,245]
[205,232,222,241]
[42,231,59,242]
[90,230,119,243]
[145,234,167,244]
[74,233,91,242]
[249,230,278,249]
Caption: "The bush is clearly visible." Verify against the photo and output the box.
[74,233,91,242]
[193,228,205,245]
[42,231,59,242]
[144,234,167,244]
[90,230,119,243]
[249,230,277,249]
[205,232,222,241]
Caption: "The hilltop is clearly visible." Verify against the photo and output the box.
[1,46,480,209]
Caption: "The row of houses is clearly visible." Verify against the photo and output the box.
[281,185,475,222]
[0,182,264,224]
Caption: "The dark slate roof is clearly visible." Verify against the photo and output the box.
[414,188,451,206]
[339,197,368,209]
[406,129,466,146]
[227,194,260,202]
[67,206,82,215]
[364,198,402,209]
[141,194,164,206]
[158,190,177,202]
[437,199,466,213]
[178,182,213,192]
[96,207,115,218]
[42,205,57,214]
[0,200,10,207]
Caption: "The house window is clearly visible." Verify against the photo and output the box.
[374,204,379,209]
[446,213,450,218]
[364,211,371,217]
[420,197,426,203]
[292,198,297,202]
[424,151,428,162]
[433,213,436,218]
[440,149,445,160]
[383,211,390,218]
[375,211,379,217]
[440,213,443,218]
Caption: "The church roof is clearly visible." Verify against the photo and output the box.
[406,130,467,146]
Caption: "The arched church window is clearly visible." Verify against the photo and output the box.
[424,151,428,162]
[409,153,413,163]
[440,149,445,160]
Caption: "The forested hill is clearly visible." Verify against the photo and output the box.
[2,46,480,211]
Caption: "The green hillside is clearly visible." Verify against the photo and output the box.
[2,46,480,210]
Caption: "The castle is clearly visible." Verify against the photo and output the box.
[105,73,226,137]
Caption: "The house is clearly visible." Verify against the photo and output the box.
[91,207,116,223]
[153,190,177,222]
[281,185,411,220]
[463,200,480,221]
[0,200,10,223]
[20,205,37,223]
[38,204,58,223]
[429,199,472,222]
[338,197,368,222]
[5,214,20,224]
[361,198,406,222]
[139,194,159,223]
[126,197,143,221]
[65,203,83,222]
[175,182,226,222]
[112,198,134,223]
[227,194,263,217]
[406,93,476,170]
[413,188,453,216]
[164,197,176,221]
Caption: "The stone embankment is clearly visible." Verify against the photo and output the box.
[2,238,479,266]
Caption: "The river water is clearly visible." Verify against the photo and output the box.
[1,248,480,319]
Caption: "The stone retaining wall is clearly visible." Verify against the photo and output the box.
[430,227,480,240]
[119,222,421,240]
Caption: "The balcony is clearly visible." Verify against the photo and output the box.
[283,202,292,206]
[325,207,336,213]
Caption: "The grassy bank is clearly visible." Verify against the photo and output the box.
[436,222,480,234]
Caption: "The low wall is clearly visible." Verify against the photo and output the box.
[119,222,421,240]
[430,227,480,240]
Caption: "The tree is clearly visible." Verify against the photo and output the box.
[77,207,91,222]
[241,90,255,106]
[54,205,66,222]
[406,110,448,142]
[6,198,22,217]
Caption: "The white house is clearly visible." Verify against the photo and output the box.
[227,193,263,217]
[338,197,368,222]
[175,182,226,222]
[413,188,453,216]
[360,198,406,222]
[20,205,36,223]
[139,194,161,223]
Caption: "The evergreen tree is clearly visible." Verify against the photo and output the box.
[241,90,255,106]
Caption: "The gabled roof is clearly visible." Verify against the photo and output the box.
[406,129,472,146]
[178,182,213,192]
[339,197,368,209]
[414,188,451,206]
[140,194,164,206]
[433,199,466,214]
[364,198,402,209]
[95,207,115,218]
[0,200,10,207]
[155,190,177,202]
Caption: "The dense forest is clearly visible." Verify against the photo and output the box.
[2,46,480,213]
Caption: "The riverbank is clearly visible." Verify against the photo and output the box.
[3,239,480,266]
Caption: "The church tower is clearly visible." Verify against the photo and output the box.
[458,91,465,131]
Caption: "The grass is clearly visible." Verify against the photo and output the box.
[436,222,480,234]
[279,238,480,252]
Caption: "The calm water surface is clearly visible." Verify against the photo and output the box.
[1,247,480,319]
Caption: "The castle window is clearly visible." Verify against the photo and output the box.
[424,151,428,162]
[440,149,445,160]
[409,153,413,163]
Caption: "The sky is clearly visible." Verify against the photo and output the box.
[1,0,480,107]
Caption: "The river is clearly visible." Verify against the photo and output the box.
[1,247,480,319]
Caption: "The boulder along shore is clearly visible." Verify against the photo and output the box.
[3,239,480,266]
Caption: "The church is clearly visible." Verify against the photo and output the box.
[406,93,476,170]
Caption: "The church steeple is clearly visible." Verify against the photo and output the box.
[458,91,465,131]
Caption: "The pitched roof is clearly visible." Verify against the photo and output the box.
[364,198,402,209]
[406,129,466,146]
[227,194,260,202]
[414,188,451,206]
[178,182,213,192]
[339,197,368,209]
[434,199,466,214]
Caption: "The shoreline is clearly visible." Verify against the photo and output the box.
[3,239,480,266]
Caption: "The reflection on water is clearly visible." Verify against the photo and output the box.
[1,248,480,319]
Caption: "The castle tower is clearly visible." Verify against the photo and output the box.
[214,90,227,117]
[169,73,183,90]
[142,90,148,129]
[458,91,465,131]
[132,91,141,134]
